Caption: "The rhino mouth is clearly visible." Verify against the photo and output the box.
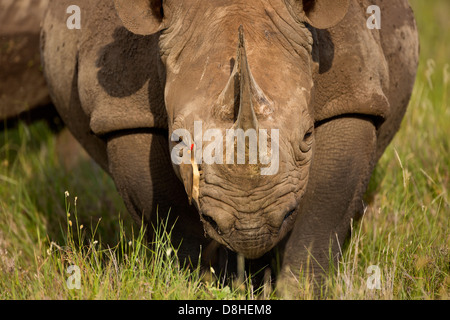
[200,202,299,259]
[192,153,307,259]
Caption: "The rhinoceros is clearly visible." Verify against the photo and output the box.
[41,0,419,296]
[0,0,54,125]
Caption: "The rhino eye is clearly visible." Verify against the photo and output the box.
[303,128,313,142]
[298,127,314,155]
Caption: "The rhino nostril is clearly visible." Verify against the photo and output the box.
[203,214,221,235]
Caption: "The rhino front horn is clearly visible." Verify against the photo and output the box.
[234,25,259,132]
[214,26,273,124]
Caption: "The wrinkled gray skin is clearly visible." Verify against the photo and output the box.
[41,0,419,297]
[0,0,51,121]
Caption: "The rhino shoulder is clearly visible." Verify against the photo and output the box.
[73,0,167,136]
[312,0,418,128]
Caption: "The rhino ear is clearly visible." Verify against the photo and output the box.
[287,0,349,29]
[114,0,164,35]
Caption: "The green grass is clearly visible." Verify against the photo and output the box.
[0,0,448,299]
[0,127,241,299]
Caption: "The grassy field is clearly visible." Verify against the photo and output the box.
[0,0,448,299]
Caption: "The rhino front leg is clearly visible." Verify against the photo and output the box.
[276,116,378,298]
[106,130,207,263]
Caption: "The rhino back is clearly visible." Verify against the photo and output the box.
[0,0,51,120]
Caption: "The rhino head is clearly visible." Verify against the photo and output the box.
[114,0,349,259]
